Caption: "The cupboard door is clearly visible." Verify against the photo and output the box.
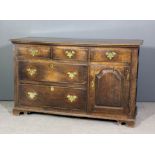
[89,64,130,115]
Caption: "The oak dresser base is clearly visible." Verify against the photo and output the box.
[11,37,143,128]
[13,106,136,127]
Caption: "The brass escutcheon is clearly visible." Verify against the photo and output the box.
[126,69,130,80]
[50,86,55,92]
[91,80,95,88]
[49,63,54,69]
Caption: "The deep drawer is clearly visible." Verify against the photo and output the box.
[18,84,87,111]
[90,47,132,63]
[18,60,88,84]
[52,46,88,61]
[15,44,51,59]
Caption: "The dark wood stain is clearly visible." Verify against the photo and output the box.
[19,84,86,111]
[52,46,88,61]
[11,37,143,47]
[12,37,143,127]
[18,60,88,84]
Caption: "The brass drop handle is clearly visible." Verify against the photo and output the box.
[29,48,39,56]
[65,50,75,58]
[67,95,78,103]
[67,72,77,80]
[105,51,117,60]
[27,91,38,100]
[26,68,37,76]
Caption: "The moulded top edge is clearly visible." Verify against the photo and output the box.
[11,37,143,46]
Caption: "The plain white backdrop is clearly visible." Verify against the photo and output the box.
[1,20,155,101]
[0,0,154,19]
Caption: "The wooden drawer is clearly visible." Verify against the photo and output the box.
[19,84,86,111]
[18,60,88,84]
[52,46,88,61]
[15,44,51,59]
[90,48,131,63]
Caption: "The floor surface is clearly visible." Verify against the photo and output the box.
[0,101,155,134]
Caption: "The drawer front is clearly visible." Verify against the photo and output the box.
[90,48,131,63]
[16,44,51,59]
[18,60,88,84]
[19,84,86,111]
[52,46,88,61]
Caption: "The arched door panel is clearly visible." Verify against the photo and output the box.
[89,64,130,115]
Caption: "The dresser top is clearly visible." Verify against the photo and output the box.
[11,37,143,47]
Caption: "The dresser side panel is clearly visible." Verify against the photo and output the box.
[129,47,139,118]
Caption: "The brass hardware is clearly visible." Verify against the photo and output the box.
[91,80,95,88]
[67,95,77,103]
[127,73,130,80]
[67,72,77,79]
[49,63,54,69]
[126,69,130,80]
[29,48,39,56]
[65,50,75,58]
[50,86,55,92]
[105,51,117,60]
[26,68,37,76]
[27,91,37,100]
